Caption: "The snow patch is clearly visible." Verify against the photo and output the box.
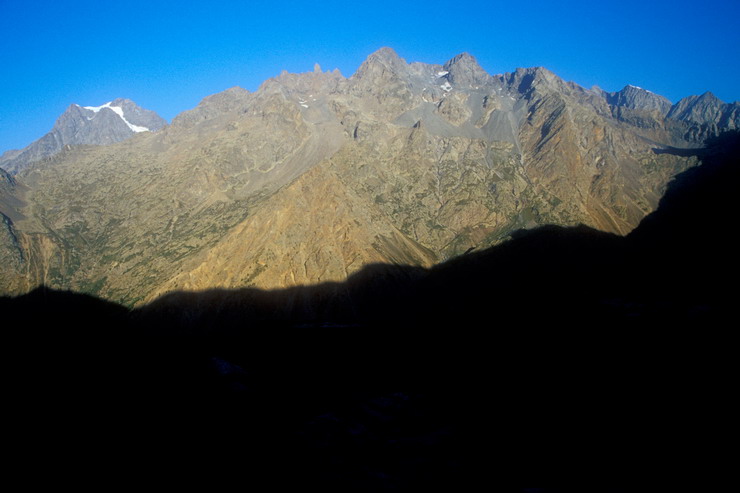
[628,84,654,94]
[436,71,449,77]
[84,102,113,113]
[440,82,452,92]
[106,106,150,132]
[83,101,149,132]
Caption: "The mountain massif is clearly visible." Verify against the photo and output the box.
[1,47,738,305]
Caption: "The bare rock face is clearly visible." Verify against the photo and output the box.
[0,48,735,305]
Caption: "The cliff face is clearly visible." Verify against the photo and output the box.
[0,48,731,305]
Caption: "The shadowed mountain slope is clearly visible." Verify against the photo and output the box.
[3,131,737,485]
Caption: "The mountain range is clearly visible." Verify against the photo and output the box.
[1,47,738,305]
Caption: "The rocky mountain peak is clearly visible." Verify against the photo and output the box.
[503,66,563,96]
[607,85,672,115]
[352,47,408,81]
[79,98,167,133]
[443,52,477,67]
[668,91,729,124]
[369,46,403,63]
[442,52,490,87]
[698,90,720,101]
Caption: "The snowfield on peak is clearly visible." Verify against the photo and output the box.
[83,102,150,133]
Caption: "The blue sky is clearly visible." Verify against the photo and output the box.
[1,0,739,153]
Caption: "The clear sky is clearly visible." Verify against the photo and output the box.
[1,0,739,153]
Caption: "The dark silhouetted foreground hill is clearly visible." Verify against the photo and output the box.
[3,132,738,486]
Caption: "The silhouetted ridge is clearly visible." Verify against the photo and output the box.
[631,130,740,244]
[627,130,740,314]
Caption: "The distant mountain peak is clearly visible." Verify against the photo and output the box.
[698,91,720,102]
[358,47,406,72]
[79,101,150,133]
[443,52,477,67]
[442,52,490,87]
[668,91,728,121]
[504,66,563,95]
[351,47,410,87]
[0,98,165,174]
[608,84,672,115]
[369,46,402,61]
[626,84,647,90]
